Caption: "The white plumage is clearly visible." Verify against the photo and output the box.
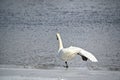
[56,33,98,68]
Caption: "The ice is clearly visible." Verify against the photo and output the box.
[0,67,120,80]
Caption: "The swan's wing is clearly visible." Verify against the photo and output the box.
[79,48,98,62]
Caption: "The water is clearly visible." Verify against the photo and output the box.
[0,0,120,71]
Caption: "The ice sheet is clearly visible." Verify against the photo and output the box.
[0,67,120,80]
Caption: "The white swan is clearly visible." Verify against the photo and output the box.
[56,33,98,68]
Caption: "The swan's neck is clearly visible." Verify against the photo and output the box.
[56,33,63,51]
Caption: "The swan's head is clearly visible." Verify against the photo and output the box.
[56,33,60,40]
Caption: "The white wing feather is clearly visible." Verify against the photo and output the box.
[79,48,98,62]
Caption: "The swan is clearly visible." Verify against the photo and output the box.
[56,33,98,68]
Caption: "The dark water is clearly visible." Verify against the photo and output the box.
[0,0,120,71]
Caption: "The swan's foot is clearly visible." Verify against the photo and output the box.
[63,65,68,68]
[64,61,68,68]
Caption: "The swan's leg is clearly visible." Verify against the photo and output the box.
[65,61,68,68]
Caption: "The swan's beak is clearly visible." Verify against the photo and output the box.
[56,35,58,40]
